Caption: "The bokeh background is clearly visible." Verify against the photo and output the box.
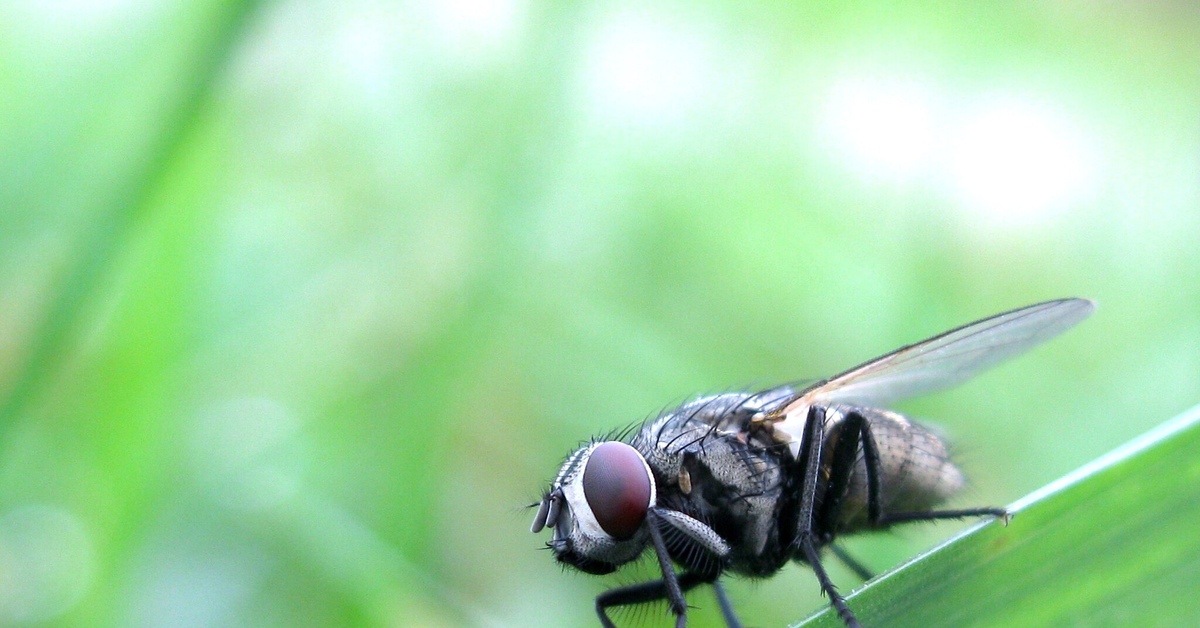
[2,1,1198,627]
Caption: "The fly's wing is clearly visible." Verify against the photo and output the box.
[767,298,1094,450]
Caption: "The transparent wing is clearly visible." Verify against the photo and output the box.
[779,298,1094,414]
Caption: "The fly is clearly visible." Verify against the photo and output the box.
[530,298,1094,627]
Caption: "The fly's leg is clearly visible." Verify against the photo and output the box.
[595,508,718,628]
[817,412,879,583]
[798,537,861,628]
[648,508,688,627]
[829,544,874,582]
[712,581,743,628]
[832,410,1010,528]
[595,570,714,628]
[877,508,1010,525]
[818,410,879,535]
[794,405,862,628]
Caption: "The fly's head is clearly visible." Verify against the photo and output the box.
[531,441,656,575]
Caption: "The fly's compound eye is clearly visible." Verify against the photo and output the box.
[582,442,652,540]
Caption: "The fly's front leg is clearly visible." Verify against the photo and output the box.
[597,508,737,627]
[595,573,744,628]
[595,570,713,628]
[596,508,699,627]
[646,509,689,627]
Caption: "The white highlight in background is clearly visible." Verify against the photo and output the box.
[817,75,1099,226]
[578,12,711,127]
[426,0,524,64]
[820,76,937,183]
[943,98,1097,225]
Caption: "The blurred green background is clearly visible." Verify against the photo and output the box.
[1,1,1198,627]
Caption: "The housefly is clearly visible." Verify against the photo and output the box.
[530,298,1094,627]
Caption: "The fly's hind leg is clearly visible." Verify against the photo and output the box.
[830,409,1010,529]
[815,410,879,585]
[876,507,1010,525]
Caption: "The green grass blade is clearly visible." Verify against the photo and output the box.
[0,0,265,433]
[796,404,1200,627]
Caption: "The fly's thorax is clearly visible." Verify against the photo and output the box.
[679,434,785,571]
[633,389,795,472]
[641,390,797,449]
[632,415,688,480]
[829,407,966,530]
[531,441,657,573]
[633,409,788,575]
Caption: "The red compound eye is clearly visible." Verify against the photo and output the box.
[582,442,652,540]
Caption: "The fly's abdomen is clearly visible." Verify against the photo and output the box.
[831,407,965,530]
